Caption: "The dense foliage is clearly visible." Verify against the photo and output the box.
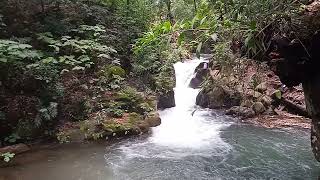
[0,0,315,162]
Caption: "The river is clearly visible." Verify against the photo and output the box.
[1,59,320,180]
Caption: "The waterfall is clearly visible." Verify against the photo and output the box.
[149,58,230,150]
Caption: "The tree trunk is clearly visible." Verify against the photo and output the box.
[303,75,320,162]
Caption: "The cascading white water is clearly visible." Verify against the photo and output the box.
[149,59,231,149]
[112,58,232,162]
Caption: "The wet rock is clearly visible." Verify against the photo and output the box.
[252,102,266,114]
[226,106,255,118]
[145,112,161,127]
[189,62,209,89]
[255,82,267,93]
[196,85,241,109]
[157,90,175,109]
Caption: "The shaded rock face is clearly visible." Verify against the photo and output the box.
[196,86,241,109]
[189,62,209,89]
[157,90,176,109]
[269,6,320,161]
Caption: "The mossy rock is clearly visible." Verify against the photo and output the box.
[145,112,161,127]
[127,112,143,125]
[98,65,126,79]
[135,102,154,114]
[115,87,145,112]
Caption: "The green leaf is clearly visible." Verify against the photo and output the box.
[162,21,172,33]
[1,152,15,162]
[72,66,85,71]
[249,20,257,31]
[200,17,207,26]
[49,45,60,52]
[98,54,111,59]
[0,58,7,63]
[274,90,282,100]
[177,33,185,46]
[42,57,57,64]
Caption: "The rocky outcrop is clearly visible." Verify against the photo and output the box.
[57,111,162,143]
[189,62,209,89]
[157,90,175,109]
[196,85,241,109]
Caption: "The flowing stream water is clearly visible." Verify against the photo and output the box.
[1,58,320,180]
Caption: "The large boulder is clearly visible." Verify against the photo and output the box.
[255,82,267,93]
[226,106,255,118]
[252,102,266,114]
[145,112,161,127]
[196,85,241,109]
[246,90,263,99]
[157,90,175,109]
[189,62,209,89]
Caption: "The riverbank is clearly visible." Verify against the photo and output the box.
[195,57,311,129]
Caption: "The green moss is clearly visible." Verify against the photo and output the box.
[154,72,175,94]
[115,87,145,112]
[81,127,104,140]
[102,120,130,132]
[98,65,126,79]
[128,112,143,125]
[105,101,125,117]
[136,102,154,114]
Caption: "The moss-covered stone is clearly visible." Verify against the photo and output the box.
[145,112,161,127]
[98,65,126,79]
[102,120,130,133]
